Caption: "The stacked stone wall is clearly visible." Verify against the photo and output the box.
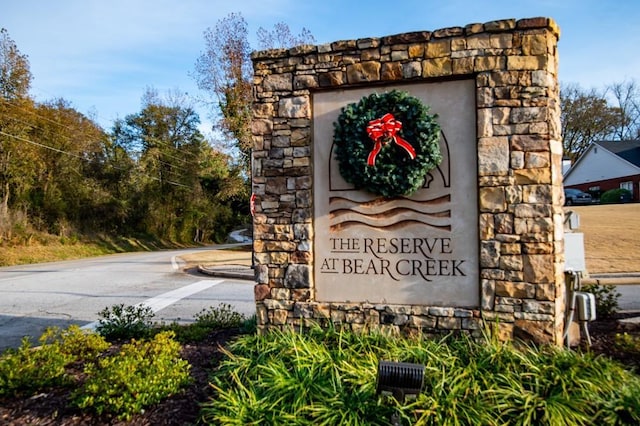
[251,17,564,344]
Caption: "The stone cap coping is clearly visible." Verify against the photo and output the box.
[251,17,560,60]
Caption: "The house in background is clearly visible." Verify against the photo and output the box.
[563,140,640,202]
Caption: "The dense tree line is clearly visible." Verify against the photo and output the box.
[0,28,246,244]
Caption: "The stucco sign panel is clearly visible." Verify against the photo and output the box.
[313,80,479,306]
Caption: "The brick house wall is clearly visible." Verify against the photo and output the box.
[569,174,640,202]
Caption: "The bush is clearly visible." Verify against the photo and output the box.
[40,325,109,360]
[72,331,191,420]
[95,303,154,340]
[157,303,247,343]
[240,314,257,334]
[582,283,621,318]
[614,333,640,356]
[0,325,109,397]
[0,338,72,397]
[193,303,246,329]
[600,188,633,204]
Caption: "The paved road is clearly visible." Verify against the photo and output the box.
[617,284,640,312]
[2,248,638,352]
[0,246,255,351]
[586,274,640,311]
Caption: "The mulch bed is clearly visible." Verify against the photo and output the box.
[587,312,640,371]
[0,329,240,426]
[1,321,638,425]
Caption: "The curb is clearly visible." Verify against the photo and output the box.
[581,274,640,286]
[591,273,640,279]
[197,264,254,281]
[618,316,640,331]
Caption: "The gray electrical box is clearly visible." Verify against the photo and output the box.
[575,291,597,321]
[564,232,586,272]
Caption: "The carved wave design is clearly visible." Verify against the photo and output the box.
[329,194,451,231]
[329,194,450,214]
[331,219,451,233]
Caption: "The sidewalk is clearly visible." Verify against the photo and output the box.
[582,272,640,289]
[574,272,640,330]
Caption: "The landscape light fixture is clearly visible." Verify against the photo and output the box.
[376,360,425,402]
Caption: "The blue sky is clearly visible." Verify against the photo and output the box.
[3,0,640,133]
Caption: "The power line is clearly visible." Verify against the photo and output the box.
[0,98,230,187]
[1,97,204,164]
[0,129,85,160]
[0,130,192,189]
[1,110,200,179]
[0,98,82,134]
[5,112,198,173]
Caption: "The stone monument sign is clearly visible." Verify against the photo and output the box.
[313,81,478,306]
[251,18,565,344]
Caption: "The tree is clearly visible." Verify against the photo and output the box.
[26,98,109,234]
[194,13,252,171]
[0,28,31,100]
[256,22,315,51]
[113,89,202,237]
[0,28,33,232]
[112,88,245,242]
[606,79,640,140]
[0,27,248,244]
[194,13,314,172]
[560,83,619,161]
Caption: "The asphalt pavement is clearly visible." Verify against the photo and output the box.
[0,248,256,352]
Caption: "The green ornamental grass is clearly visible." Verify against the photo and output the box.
[200,326,640,425]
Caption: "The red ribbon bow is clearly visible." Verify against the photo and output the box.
[365,113,416,166]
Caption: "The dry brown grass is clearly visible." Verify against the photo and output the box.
[568,203,640,274]
[0,243,109,267]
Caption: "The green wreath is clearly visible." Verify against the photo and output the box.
[333,90,442,198]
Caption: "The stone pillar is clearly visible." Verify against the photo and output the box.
[251,17,564,345]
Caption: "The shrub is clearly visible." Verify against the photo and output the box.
[157,303,247,343]
[95,303,154,340]
[582,283,620,318]
[600,188,632,204]
[0,325,108,397]
[240,314,257,334]
[72,331,191,421]
[614,333,640,356]
[40,325,109,360]
[0,337,72,397]
[193,303,246,329]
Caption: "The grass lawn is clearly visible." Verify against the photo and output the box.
[569,203,640,274]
